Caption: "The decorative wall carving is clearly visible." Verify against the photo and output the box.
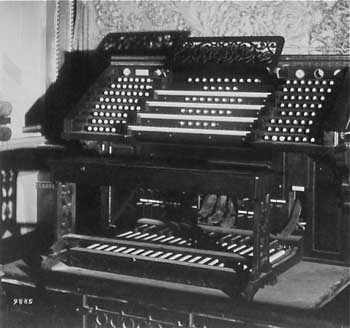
[76,0,349,55]
[309,0,350,54]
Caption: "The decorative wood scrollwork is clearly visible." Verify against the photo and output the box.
[57,182,76,238]
[0,169,18,239]
[251,193,272,280]
[173,37,284,68]
[97,31,189,55]
[97,33,284,68]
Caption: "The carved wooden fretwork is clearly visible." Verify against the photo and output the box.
[0,169,18,239]
[173,37,284,68]
[97,31,189,55]
[57,182,76,239]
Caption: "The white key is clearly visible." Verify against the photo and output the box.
[122,248,136,254]
[231,235,243,242]
[220,234,233,243]
[117,231,134,238]
[95,244,110,251]
[188,256,202,263]
[142,234,159,241]
[139,250,154,257]
[178,240,188,245]
[131,249,145,255]
[160,236,175,243]
[178,254,193,262]
[169,254,183,260]
[151,235,168,242]
[198,257,212,265]
[104,245,118,252]
[208,259,220,266]
[168,237,182,244]
[113,246,128,253]
[125,232,142,239]
[149,251,164,258]
[239,246,253,255]
[134,233,150,240]
[227,243,238,250]
[159,252,173,259]
[87,243,100,249]
[231,245,247,253]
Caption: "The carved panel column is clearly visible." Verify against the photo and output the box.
[57,182,76,239]
[0,169,18,240]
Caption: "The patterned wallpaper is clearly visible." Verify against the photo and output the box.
[74,0,349,55]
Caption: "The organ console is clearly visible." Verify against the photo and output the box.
[1,31,349,327]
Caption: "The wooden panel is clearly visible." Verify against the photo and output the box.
[51,157,271,198]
